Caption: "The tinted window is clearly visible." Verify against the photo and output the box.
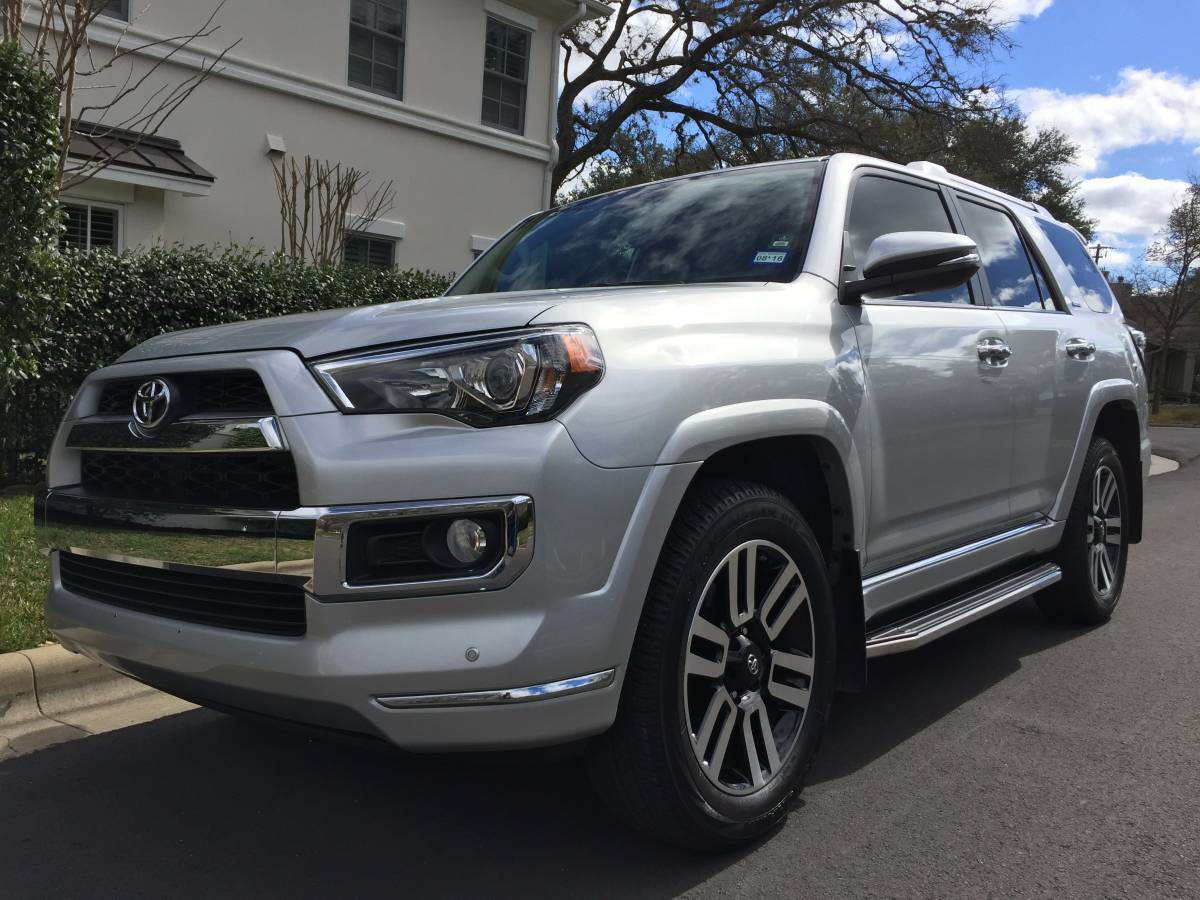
[958,198,1051,310]
[846,175,970,304]
[451,163,823,294]
[1037,219,1115,312]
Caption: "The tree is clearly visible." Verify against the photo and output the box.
[1,0,237,189]
[1139,178,1200,413]
[272,155,396,267]
[555,0,1013,196]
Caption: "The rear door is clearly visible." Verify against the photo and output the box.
[844,171,1014,574]
[952,195,1088,519]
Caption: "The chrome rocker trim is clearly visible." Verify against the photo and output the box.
[66,416,288,453]
[36,490,534,600]
[373,669,616,709]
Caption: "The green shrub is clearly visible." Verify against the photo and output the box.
[0,246,452,485]
[0,41,64,391]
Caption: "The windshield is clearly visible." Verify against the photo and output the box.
[450,161,825,295]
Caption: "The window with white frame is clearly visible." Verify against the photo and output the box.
[61,201,121,252]
[344,232,396,269]
[348,0,406,99]
[482,16,529,134]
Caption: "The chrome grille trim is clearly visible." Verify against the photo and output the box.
[66,416,288,453]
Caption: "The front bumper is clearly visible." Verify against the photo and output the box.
[39,407,688,750]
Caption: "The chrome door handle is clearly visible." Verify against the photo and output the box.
[1065,338,1096,361]
[977,338,1012,367]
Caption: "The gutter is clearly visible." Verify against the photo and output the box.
[543,1,591,209]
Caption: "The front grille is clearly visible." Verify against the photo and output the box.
[81,451,300,509]
[60,552,306,636]
[97,370,272,416]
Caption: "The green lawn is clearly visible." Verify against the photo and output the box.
[0,495,51,653]
[1150,403,1200,427]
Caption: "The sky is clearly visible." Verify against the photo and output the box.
[985,0,1200,271]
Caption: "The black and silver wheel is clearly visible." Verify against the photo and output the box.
[1039,436,1129,624]
[684,539,815,796]
[587,479,836,850]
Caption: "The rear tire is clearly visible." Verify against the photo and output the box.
[586,478,836,850]
[1038,436,1129,625]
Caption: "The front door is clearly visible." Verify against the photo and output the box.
[844,171,1015,575]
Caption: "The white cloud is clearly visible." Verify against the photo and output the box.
[1078,173,1190,241]
[986,0,1054,23]
[1015,69,1200,173]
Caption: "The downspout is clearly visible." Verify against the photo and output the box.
[543,1,589,210]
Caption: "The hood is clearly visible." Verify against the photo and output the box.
[116,291,567,363]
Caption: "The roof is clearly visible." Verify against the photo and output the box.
[67,121,215,188]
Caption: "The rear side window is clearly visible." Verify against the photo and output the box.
[958,198,1054,310]
[1036,219,1115,313]
[845,175,971,304]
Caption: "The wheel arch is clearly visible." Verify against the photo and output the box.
[1092,399,1144,544]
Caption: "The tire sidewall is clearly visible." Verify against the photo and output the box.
[1065,439,1129,614]
[655,494,837,838]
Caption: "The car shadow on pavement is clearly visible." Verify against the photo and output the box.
[0,600,1089,900]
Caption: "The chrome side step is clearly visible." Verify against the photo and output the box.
[865,562,1062,658]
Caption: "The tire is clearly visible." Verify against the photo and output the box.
[1038,436,1129,625]
[586,478,837,850]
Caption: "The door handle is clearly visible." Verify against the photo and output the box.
[1065,338,1096,361]
[977,337,1012,367]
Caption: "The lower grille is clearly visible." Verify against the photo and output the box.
[59,553,307,637]
[81,451,300,509]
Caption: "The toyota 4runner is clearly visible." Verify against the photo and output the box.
[38,154,1150,849]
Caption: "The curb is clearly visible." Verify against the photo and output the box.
[0,644,194,760]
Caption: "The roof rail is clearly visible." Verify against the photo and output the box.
[905,160,1044,215]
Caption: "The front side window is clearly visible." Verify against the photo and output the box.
[61,202,119,252]
[1036,219,1115,313]
[349,0,406,99]
[958,198,1054,310]
[845,175,970,304]
[450,162,824,295]
[344,233,396,269]
[482,17,529,133]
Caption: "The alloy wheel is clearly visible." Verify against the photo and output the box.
[682,539,815,796]
[1086,464,1123,596]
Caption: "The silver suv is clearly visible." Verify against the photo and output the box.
[38,154,1149,849]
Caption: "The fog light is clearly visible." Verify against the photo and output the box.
[446,518,488,564]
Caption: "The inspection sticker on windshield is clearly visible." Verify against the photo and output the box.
[753,250,788,264]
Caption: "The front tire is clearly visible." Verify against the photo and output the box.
[586,479,836,850]
[1038,436,1129,624]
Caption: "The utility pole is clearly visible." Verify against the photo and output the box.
[1089,243,1111,264]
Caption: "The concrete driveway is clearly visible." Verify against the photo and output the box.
[1,439,1197,899]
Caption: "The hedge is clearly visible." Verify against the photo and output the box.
[0,246,452,486]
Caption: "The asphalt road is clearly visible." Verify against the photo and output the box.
[3,429,1199,899]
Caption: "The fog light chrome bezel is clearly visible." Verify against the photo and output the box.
[294,495,534,601]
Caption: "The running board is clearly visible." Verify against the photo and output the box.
[865,562,1062,658]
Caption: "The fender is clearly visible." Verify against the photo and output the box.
[1049,378,1146,524]
[654,398,869,554]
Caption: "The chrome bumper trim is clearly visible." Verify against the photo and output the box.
[37,490,535,599]
[66,416,288,453]
[373,669,616,709]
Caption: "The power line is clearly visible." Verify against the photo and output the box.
[1089,243,1112,264]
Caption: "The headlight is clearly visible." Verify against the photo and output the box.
[311,325,604,426]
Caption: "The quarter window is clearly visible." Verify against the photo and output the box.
[344,233,396,269]
[61,202,119,252]
[957,198,1054,310]
[482,17,529,134]
[845,175,971,304]
[1036,219,1116,313]
[349,0,406,99]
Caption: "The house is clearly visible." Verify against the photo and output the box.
[54,0,610,274]
[1110,275,1200,400]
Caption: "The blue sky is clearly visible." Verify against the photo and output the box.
[992,0,1200,269]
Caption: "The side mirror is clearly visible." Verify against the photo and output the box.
[842,231,980,304]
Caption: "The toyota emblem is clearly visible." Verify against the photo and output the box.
[132,378,172,431]
[746,653,761,677]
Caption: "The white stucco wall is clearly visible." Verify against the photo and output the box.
[54,0,588,276]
